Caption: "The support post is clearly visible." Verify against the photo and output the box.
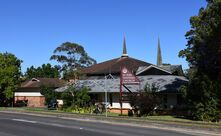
[120,67,123,115]
[105,75,107,117]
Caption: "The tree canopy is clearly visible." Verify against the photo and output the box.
[179,0,221,78]
[179,0,221,121]
[50,42,96,71]
[0,52,22,106]
[25,63,60,79]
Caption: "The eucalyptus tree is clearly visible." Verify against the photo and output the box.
[50,42,96,80]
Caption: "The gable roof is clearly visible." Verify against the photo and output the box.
[80,57,152,75]
[20,78,66,88]
[136,65,172,75]
[159,65,184,76]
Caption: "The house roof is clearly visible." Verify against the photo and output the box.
[159,65,184,76]
[80,57,152,75]
[55,75,188,93]
[136,65,172,75]
[20,78,66,88]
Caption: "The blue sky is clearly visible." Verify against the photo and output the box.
[0,0,207,73]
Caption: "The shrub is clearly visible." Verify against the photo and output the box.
[129,84,160,116]
[182,74,221,122]
[61,86,91,111]
[40,86,58,105]
[64,104,95,114]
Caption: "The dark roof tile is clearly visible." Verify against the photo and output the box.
[20,78,66,88]
[80,57,152,75]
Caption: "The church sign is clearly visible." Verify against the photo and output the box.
[121,67,140,84]
[119,67,140,115]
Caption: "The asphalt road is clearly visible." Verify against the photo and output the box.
[0,112,202,136]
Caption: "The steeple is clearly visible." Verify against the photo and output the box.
[121,36,128,57]
[157,37,162,66]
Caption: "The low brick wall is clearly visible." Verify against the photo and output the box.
[15,96,45,107]
[109,108,129,115]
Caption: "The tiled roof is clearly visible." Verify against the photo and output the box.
[20,78,66,88]
[136,65,172,76]
[159,65,184,76]
[80,57,152,75]
[55,75,188,93]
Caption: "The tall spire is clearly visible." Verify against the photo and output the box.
[157,37,162,66]
[122,35,128,57]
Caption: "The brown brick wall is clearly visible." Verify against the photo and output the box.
[109,108,129,115]
[15,96,45,107]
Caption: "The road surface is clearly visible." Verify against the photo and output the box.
[0,112,206,136]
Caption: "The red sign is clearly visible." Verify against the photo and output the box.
[121,67,140,84]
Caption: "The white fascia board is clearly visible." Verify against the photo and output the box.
[15,92,43,97]
[151,65,172,74]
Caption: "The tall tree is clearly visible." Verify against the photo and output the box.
[179,0,221,121]
[0,52,22,106]
[50,42,96,71]
[25,63,60,79]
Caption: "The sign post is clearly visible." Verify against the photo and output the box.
[105,75,107,117]
[120,67,139,115]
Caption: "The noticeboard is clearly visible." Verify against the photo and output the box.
[121,67,140,84]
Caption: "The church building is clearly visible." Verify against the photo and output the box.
[56,37,188,114]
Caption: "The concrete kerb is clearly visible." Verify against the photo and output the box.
[0,110,220,136]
